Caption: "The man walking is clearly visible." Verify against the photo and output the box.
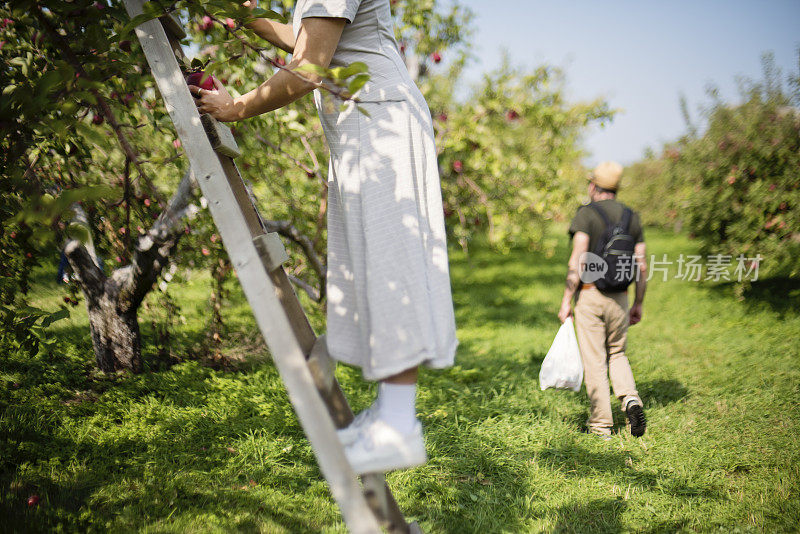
[558,161,647,438]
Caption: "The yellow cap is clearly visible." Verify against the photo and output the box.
[589,161,623,191]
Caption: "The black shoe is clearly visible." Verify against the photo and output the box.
[626,402,646,437]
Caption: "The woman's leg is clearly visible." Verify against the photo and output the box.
[384,366,418,384]
[344,365,427,474]
[376,366,419,434]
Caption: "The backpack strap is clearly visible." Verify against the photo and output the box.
[588,203,614,255]
[588,202,612,228]
[619,207,633,234]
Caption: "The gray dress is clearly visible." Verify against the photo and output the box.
[293,0,457,380]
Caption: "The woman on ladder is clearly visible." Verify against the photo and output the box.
[190,0,458,474]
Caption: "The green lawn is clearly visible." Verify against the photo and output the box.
[2,228,799,532]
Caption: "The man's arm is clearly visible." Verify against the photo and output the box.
[558,231,589,323]
[629,241,647,325]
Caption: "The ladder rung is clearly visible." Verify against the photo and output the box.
[201,113,242,158]
[253,232,289,272]
[159,13,186,40]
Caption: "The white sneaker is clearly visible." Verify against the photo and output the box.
[337,404,380,446]
[344,419,427,475]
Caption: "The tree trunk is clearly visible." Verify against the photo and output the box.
[65,170,197,373]
[87,291,142,373]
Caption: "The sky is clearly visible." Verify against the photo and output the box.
[454,0,800,166]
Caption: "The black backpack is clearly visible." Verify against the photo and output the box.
[588,203,637,292]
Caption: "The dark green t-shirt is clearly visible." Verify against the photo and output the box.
[568,199,645,252]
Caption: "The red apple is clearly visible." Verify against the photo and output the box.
[437,112,447,122]
[453,160,463,173]
[27,494,40,507]
[143,198,151,207]
[201,248,210,256]
[187,71,214,91]
[92,114,104,125]
[225,18,235,29]
[200,16,213,31]
[432,51,442,64]
[172,139,181,149]
[506,109,520,120]
[9,231,16,239]
[276,57,286,66]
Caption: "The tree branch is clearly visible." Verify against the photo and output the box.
[64,239,106,304]
[34,7,163,203]
[287,273,321,302]
[126,170,198,310]
[262,219,326,301]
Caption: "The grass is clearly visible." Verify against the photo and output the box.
[1,228,799,532]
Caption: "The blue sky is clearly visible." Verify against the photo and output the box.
[454,0,800,165]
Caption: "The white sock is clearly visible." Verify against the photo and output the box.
[377,382,417,435]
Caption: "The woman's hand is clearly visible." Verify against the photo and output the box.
[188,77,239,122]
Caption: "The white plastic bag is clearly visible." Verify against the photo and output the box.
[539,317,583,392]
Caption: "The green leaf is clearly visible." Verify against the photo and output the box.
[295,64,327,77]
[40,308,70,329]
[348,74,370,95]
[357,105,371,118]
[250,8,285,22]
[66,223,90,244]
[339,62,368,79]
[37,71,62,97]
[120,4,162,37]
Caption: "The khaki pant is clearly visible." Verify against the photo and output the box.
[574,288,642,435]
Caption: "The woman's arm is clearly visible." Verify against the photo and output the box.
[246,19,296,53]
[191,17,346,122]
[242,0,295,53]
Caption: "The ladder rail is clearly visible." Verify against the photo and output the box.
[122,3,417,532]
[122,2,381,532]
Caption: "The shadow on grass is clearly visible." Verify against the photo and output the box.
[637,378,689,407]
[405,429,542,533]
[560,378,689,434]
[710,276,800,318]
[538,445,723,501]
[551,498,627,533]
[451,248,566,330]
